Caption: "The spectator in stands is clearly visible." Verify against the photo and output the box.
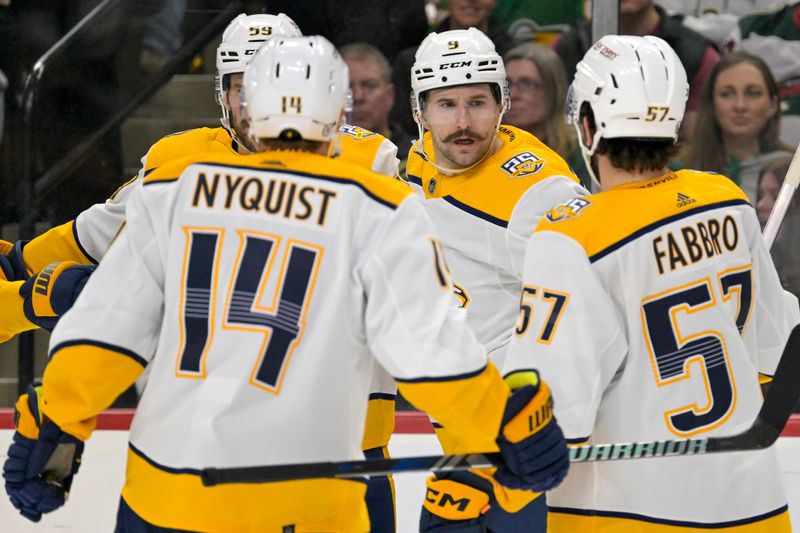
[682,51,791,202]
[439,0,512,51]
[502,42,590,188]
[756,155,800,297]
[554,0,719,139]
[725,2,800,146]
[263,0,428,62]
[0,0,125,223]
[493,0,584,30]
[341,43,412,167]
[657,0,788,47]
[140,0,187,74]
[392,0,513,138]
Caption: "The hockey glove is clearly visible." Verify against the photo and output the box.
[3,384,83,522]
[494,370,569,492]
[0,239,15,281]
[19,261,96,331]
[0,239,30,281]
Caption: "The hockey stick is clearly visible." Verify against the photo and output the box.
[762,142,800,249]
[202,324,800,486]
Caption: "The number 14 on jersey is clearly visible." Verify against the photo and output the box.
[175,227,323,394]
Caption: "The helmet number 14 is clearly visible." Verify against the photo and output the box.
[282,96,303,114]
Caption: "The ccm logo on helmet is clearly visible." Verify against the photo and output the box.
[440,61,472,70]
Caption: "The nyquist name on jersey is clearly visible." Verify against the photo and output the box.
[190,171,338,226]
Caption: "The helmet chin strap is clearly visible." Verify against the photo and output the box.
[573,120,602,191]
[326,134,343,159]
[219,91,253,154]
[412,114,503,177]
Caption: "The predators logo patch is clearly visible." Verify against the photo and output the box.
[501,152,545,178]
[546,198,591,223]
[338,124,377,139]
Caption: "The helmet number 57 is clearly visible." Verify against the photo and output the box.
[645,105,670,122]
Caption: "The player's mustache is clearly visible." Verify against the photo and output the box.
[443,129,487,143]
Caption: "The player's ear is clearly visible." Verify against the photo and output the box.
[580,116,594,149]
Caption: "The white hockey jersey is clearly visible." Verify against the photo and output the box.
[3,125,403,450]
[69,125,399,264]
[504,169,799,531]
[405,125,587,363]
[42,148,510,531]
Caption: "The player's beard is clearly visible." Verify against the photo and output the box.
[232,116,257,153]
[434,128,493,169]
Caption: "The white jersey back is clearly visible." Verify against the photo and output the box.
[50,149,487,473]
[74,126,399,262]
[504,170,799,527]
[406,125,587,360]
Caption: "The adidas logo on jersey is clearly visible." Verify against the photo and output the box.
[501,152,545,178]
[677,193,696,207]
[338,124,377,139]
[546,197,591,223]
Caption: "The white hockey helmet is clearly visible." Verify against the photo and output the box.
[216,13,302,137]
[243,36,349,143]
[216,13,301,84]
[410,27,509,125]
[566,35,688,157]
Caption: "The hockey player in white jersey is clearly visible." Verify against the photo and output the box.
[504,34,800,531]
[0,12,400,343]
[405,27,586,530]
[1,13,402,530]
[2,36,570,531]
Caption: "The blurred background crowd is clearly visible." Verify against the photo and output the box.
[1,0,800,388]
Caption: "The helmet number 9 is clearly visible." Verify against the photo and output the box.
[249,26,273,36]
[645,105,670,122]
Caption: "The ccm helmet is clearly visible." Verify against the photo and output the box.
[409,28,509,173]
[410,27,509,126]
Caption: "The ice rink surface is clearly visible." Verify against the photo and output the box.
[0,431,799,532]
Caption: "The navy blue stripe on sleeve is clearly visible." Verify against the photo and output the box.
[50,339,148,368]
